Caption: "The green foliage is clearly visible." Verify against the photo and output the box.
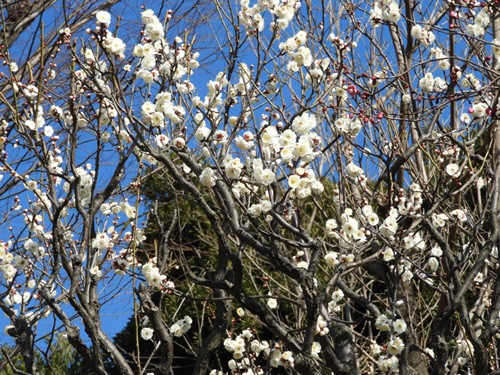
[0,333,86,375]
[109,169,345,373]
[141,164,216,255]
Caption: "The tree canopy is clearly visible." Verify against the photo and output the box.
[0,0,500,374]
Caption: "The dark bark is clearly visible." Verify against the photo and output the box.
[192,288,231,375]
[192,236,232,374]
[431,309,452,375]
[14,315,38,375]
[137,284,175,375]
[329,322,357,375]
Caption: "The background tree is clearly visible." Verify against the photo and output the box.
[0,1,500,375]
[1,332,86,374]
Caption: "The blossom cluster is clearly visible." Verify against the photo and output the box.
[222,328,300,371]
[465,9,490,37]
[1,241,19,282]
[333,115,362,137]
[238,0,301,35]
[170,315,193,337]
[430,47,450,70]
[328,288,344,314]
[93,11,126,59]
[369,0,401,25]
[410,25,436,47]
[279,31,313,72]
[140,316,193,341]
[142,260,174,289]
[197,109,325,212]
[373,314,408,370]
[419,72,447,94]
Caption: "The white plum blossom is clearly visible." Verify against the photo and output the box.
[370,1,401,25]
[430,245,443,257]
[142,261,167,287]
[471,102,488,118]
[393,319,407,335]
[474,272,484,283]
[253,160,276,185]
[311,341,321,358]
[367,213,379,226]
[291,46,313,68]
[213,130,228,144]
[331,289,344,303]
[375,314,390,332]
[362,205,373,216]
[170,316,193,337]
[450,209,467,222]
[364,72,381,89]
[224,157,244,179]
[267,295,278,309]
[200,168,216,187]
[387,337,405,355]
[383,247,395,262]
[431,47,450,70]
[9,62,18,72]
[234,134,254,150]
[92,233,112,250]
[445,163,460,177]
[427,257,439,272]
[23,84,39,99]
[411,24,435,46]
[96,11,111,27]
[346,163,364,178]
[419,72,435,94]
[141,327,154,341]
[466,10,489,37]
[325,252,339,267]
[195,126,211,142]
[316,315,329,336]
[492,39,500,58]
[402,93,412,103]
[432,213,448,228]
[380,216,398,238]
[292,112,317,135]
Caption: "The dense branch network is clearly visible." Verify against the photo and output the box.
[0,1,499,375]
